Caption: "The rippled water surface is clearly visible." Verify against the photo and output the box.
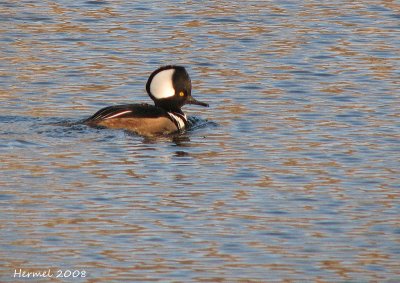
[1,1,399,282]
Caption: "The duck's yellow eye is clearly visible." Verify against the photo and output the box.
[179,91,185,97]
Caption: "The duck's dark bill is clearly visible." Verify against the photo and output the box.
[186,96,209,107]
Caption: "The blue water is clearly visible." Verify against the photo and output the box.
[1,1,399,282]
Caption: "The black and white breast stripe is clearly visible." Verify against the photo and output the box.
[167,112,188,131]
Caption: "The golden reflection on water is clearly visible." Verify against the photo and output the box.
[1,0,399,282]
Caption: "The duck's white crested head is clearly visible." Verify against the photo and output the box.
[146,65,209,111]
[147,67,176,99]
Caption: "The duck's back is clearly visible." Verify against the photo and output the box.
[84,103,179,136]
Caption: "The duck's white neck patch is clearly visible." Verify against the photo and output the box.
[150,68,175,99]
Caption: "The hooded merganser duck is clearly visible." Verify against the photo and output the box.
[84,65,209,136]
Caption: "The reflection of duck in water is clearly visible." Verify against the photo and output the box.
[85,65,209,136]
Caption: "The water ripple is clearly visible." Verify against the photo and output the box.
[1,1,399,282]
